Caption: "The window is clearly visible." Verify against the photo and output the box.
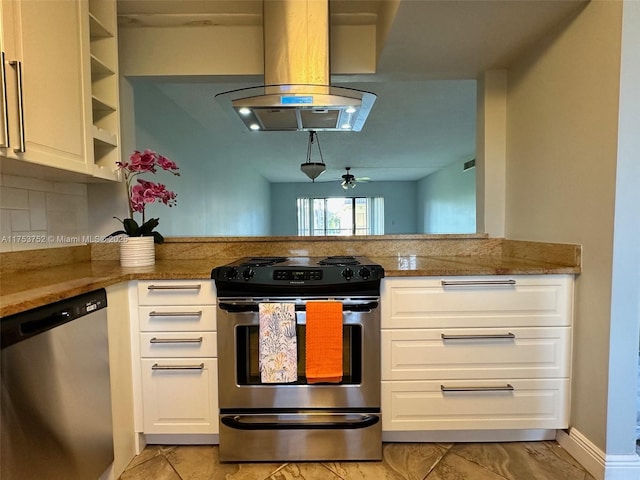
[297,197,384,236]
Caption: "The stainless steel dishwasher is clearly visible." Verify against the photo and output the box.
[1,289,113,480]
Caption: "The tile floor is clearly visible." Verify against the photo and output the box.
[118,441,596,480]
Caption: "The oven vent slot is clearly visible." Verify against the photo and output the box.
[218,301,378,313]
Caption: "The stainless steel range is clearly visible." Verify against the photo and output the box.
[211,256,384,462]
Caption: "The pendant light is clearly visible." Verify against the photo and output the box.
[300,131,326,182]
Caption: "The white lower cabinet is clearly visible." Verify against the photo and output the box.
[134,280,218,438]
[381,327,570,380]
[128,275,573,442]
[141,358,218,434]
[382,378,569,431]
[381,275,573,437]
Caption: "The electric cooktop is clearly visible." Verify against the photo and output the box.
[211,256,384,296]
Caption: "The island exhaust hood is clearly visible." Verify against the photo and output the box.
[215,0,376,132]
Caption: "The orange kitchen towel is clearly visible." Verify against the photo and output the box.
[305,301,343,384]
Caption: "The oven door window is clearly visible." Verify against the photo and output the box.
[235,324,362,385]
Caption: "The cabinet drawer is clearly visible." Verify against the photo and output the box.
[141,358,218,434]
[140,332,217,358]
[137,280,216,306]
[382,275,572,328]
[382,378,569,431]
[381,327,570,380]
[139,306,216,332]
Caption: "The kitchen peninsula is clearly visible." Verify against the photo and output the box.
[0,234,581,478]
[0,235,580,317]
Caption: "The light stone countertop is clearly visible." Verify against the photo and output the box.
[0,237,581,317]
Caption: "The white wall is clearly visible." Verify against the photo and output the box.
[476,70,506,237]
[417,158,476,234]
[605,0,640,455]
[504,0,627,456]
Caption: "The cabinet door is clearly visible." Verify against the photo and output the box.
[382,378,569,431]
[2,0,88,173]
[141,358,218,434]
[140,332,217,358]
[138,306,217,332]
[382,275,573,329]
[0,3,12,152]
[137,280,217,306]
[381,327,571,380]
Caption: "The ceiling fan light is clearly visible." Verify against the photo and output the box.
[340,167,358,189]
[301,162,326,181]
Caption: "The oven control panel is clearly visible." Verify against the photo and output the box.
[273,269,323,281]
[212,257,384,296]
[215,266,383,283]
[212,266,384,297]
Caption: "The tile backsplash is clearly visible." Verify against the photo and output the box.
[0,174,89,252]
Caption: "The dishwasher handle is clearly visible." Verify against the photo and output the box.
[1,289,107,349]
[20,310,72,336]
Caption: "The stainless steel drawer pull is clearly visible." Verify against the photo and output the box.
[441,279,516,287]
[441,384,514,393]
[147,284,202,290]
[148,311,202,317]
[152,363,205,371]
[150,337,203,344]
[441,333,515,340]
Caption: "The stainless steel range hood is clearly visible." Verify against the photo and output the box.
[216,0,376,132]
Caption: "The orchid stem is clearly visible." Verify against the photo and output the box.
[126,175,134,219]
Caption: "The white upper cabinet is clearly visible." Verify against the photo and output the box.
[1,0,89,173]
[0,0,121,180]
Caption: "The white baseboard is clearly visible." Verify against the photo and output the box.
[556,428,640,480]
[135,432,147,455]
[144,433,219,445]
[383,429,557,443]
[98,463,115,480]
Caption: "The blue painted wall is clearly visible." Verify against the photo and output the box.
[417,159,476,233]
[133,82,271,236]
[133,82,474,237]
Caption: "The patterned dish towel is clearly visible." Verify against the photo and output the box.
[259,303,298,383]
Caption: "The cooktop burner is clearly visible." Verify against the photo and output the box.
[220,256,375,268]
[317,256,360,266]
[239,257,288,267]
[212,256,384,296]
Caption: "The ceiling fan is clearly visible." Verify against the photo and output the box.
[341,167,370,190]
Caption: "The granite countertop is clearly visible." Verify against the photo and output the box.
[0,259,217,318]
[0,251,580,318]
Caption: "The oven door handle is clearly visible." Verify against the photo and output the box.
[221,414,379,430]
[218,302,378,313]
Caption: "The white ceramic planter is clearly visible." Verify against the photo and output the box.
[119,236,155,267]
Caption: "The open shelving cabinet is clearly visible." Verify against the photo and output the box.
[88,0,121,181]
